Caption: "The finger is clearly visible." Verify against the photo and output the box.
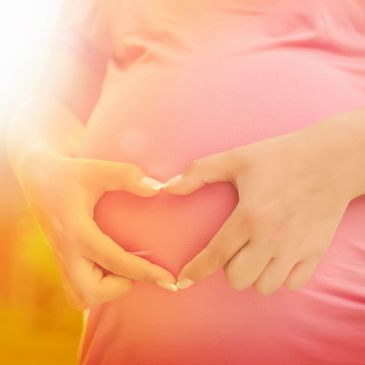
[164,150,238,195]
[79,216,177,288]
[82,258,133,306]
[252,220,322,295]
[223,240,272,291]
[72,158,164,197]
[283,213,337,291]
[176,207,249,288]
[63,257,133,310]
[253,257,296,296]
[284,256,321,291]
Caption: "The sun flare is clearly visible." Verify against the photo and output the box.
[0,0,61,106]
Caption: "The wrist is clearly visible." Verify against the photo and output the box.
[302,108,365,200]
[7,141,63,184]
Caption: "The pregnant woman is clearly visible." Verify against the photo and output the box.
[6,0,365,364]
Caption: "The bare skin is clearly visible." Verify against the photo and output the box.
[7,35,365,307]
[16,145,177,309]
[7,96,177,310]
[6,47,178,310]
[165,109,365,294]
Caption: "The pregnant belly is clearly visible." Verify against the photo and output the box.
[79,49,364,275]
[79,50,365,365]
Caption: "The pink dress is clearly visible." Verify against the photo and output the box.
[58,1,365,364]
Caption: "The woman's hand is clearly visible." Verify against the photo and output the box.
[16,149,178,309]
[165,114,364,295]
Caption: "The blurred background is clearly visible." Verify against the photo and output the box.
[0,1,82,364]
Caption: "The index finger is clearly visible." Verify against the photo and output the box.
[79,216,177,288]
[176,206,250,287]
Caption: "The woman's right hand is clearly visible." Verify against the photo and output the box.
[15,148,178,309]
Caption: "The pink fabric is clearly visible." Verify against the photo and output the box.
[76,1,365,364]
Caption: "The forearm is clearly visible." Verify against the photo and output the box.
[6,97,85,176]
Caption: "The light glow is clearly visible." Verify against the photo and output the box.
[0,0,61,107]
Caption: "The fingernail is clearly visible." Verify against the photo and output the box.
[164,174,183,187]
[141,177,165,191]
[156,280,179,292]
[176,278,194,289]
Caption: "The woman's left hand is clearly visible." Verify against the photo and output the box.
[164,114,363,295]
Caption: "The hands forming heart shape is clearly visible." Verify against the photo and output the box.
[19,112,360,309]
[165,121,353,293]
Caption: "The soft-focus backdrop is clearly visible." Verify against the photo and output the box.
[0,1,82,364]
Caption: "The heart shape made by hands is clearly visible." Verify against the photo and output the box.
[94,180,238,278]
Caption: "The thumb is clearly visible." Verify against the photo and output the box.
[75,158,165,197]
[164,151,236,195]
